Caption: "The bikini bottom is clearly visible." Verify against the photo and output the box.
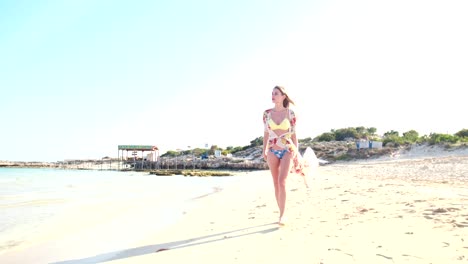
[270,148,288,159]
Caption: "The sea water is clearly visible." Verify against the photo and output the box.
[0,168,238,257]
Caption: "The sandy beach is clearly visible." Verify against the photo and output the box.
[1,150,467,264]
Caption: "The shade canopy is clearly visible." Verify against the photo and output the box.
[118,145,158,151]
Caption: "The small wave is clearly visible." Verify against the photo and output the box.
[0,198,67,209]
[0,239,23,254]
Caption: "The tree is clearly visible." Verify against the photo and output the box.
[384,130,399,137]
[402,130,419,143]
[455,129,468,138]
[334,128,358,141]
[249,137,263,147]
[428,133,459,144]
[383,134,404,146]
[356,126,366,135]
[316,132,335,142]
[161,150,178,157]
[209,145,218,155]
[368,127,377,135]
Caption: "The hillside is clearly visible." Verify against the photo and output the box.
[231,141,468,164]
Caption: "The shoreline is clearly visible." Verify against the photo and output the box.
[0,170,239,263]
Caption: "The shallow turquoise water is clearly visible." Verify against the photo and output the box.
[0,168,236,254]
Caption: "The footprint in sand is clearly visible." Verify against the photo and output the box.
[433,208,458,213]
[422,207,468,227]
[424,207,460,215]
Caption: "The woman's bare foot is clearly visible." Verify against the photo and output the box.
[302,174,309,188]
[278,216,286,226]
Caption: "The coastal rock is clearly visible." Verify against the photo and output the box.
[0,161,59,168]
[4,143,466,171]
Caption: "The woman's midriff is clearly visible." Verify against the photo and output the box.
[269,129,290,150]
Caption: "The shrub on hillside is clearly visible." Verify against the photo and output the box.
[455,129,468,138]
[316,132,335,142]
[249,137,263,147]
[428,133,459,145]
[299,137,313,144]
[227,146,245,154]
[161,128,467,157]
[402,130,419,143]
[161,150,178,157]
[314,127,378,142]
[383,130,399,137]
[383,134,405,146]
[334,128,358,141]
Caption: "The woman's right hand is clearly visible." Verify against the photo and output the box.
[263,150,268,161]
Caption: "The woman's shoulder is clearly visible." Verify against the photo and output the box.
[288,107,297,115]
[288,107,297,120]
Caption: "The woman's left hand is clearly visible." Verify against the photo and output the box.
[291,155,304,174]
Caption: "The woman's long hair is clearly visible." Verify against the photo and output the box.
[274,86,295,108]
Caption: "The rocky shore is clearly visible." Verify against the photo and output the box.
[149,169,233,176]
[0,161,59,168]
[2,142,466,171]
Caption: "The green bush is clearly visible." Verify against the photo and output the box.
[402,130,419,143]
[227,146,244,154]
[161,128,467,157]
[455,129,468,138]
[313,127,377,142]
[334,128,358,141]
[428,133,459,145]
[249,137,263,147]
[299,137,313,144]
[383,134,405,146]
[417,135,429,143]
[383,130,399,137]
[316,132,335,142]
[161,150,178,157]
[367,127,377,135]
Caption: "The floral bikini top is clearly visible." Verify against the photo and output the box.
[263,108,297,149]
[268,117,291,131]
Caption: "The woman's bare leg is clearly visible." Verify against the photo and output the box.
[277,152,292,225]
[268,151,292,225]
[267,152,280,209]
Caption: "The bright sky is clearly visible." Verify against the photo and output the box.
[1,0,466,162]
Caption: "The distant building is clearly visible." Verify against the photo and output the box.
[356,140,382,150]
